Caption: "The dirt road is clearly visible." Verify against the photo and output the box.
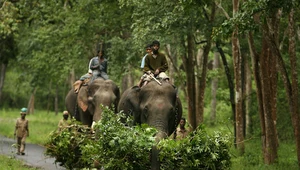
[0,135,65,170]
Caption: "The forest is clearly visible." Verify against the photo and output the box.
[0,0,300,168]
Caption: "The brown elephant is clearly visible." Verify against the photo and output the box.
[65,78,120,127]
[118,80,182,170]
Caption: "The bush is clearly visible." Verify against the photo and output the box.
[45,107,231,169]
[158,125,232,170]
[44,121,93,169]
[80,108,157,170]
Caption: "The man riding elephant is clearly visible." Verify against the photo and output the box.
[73,50,109,94]
[138,40,169,87]
[89,50,109,81]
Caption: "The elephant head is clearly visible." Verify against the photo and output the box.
[118,80,182,170]
[66,78,120,127]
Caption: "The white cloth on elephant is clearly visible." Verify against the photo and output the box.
[141,72,169,82]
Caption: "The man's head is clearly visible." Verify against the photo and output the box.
[63,111,69,119]
[145,44,152,53]
[20,108,27,118]
[179,117,186,128]
[152,40,160,54]
[97,50,105,58]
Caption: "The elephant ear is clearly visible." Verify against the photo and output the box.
[77,86,89,112]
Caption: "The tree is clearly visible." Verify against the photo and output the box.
[0,1,19,103]
[232,0,245,154]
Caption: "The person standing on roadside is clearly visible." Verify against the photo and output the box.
[14,107,29,155]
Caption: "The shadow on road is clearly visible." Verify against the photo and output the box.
[0,135,65,170]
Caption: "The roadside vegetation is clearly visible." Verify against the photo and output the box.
[0,155,40,170]
[0,108,62,145]
[0,108,297,169]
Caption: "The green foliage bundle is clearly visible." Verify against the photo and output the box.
[45,107,231,170]
[45,121,94,169]
[80,108,157,170]
[158,125,232,170]
[45,108,157,170]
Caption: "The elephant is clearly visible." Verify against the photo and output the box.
[65,78,120,127]
[118,80,182,170]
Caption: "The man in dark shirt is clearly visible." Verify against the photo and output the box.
[138,40,169,87]
[143,40,168,78]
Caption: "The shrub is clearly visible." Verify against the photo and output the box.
[44,119,94,169]
[45,107,231,169]
[80,108,157,170]
[158,125,232,170]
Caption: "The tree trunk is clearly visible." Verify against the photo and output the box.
[121,72,134,95]
[216,41,236,147]
[0,63,7,103]
[232,0,244,154]
[186,32,197,130]
[69,68,75,89]
[164,44,187,104]
[55,84,59,115]
[27,87,37,115]
[245,58,252,137]
[249,16,279,164]
[288,9,300,168]
[260,33,278,164]
[196,2,215,126]
[232,30,244,153]
[248,32,266,156]
[210,51,220,124]
[165,44,176,84]
[241,52,246,138]
[47,80,52,113]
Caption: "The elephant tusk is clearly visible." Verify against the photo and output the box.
[91,121,96,133]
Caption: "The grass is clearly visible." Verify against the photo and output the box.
[0,108,63,170]
[0,108,299,169]
[0,155,40,170]
[0,108,62,145]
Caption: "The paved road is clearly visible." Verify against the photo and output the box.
[0,135,65,170]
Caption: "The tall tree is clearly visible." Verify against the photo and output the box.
[0,1,19,103]
[210,50,220,124]
[287,7,300,167]
[232,0,245,154]
[195,2,216,126]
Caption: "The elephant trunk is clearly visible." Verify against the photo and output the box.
[151,131,167,170]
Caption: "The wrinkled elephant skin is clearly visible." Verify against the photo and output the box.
[65,78,120,127]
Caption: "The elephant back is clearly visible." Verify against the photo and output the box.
[140,80,177,102]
